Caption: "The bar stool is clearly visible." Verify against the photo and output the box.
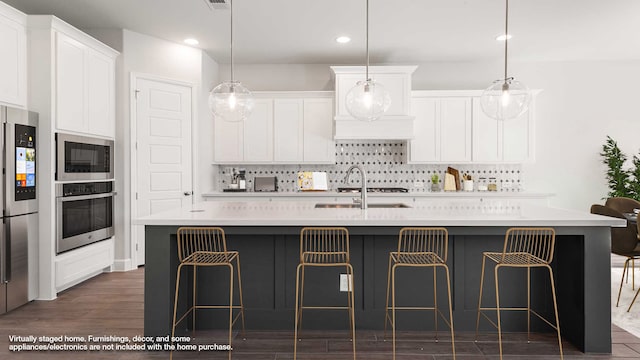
[383,227,456,360]
[475,227,563,360]
[171,227,245,360]
[294,227,356,360]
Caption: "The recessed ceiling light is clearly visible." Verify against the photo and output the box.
[495,34,512,41]
[184,38,199,46]
[335,36,351,44]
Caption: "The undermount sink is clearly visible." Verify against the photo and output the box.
[314,203,411,209]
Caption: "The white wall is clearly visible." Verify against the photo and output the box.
[221,60,640,211]
[519,61,640,211]
[196,53,219,199]
[88,29,218,270]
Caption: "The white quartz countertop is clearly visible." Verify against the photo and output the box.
[135,199,624,227]
[201,191,553,199]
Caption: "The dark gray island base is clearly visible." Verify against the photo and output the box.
[144,225,611,353]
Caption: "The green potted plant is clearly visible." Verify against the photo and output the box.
[430,173,440,192]
[630,155,640,200]
[600,136,632,198]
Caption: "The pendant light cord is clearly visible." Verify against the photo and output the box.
[366,0,369,80]
[230,0,235,82]
[503,0,508,81]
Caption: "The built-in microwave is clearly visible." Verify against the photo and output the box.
[56,133,114,181]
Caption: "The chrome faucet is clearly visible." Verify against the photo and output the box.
[343,165,367,209]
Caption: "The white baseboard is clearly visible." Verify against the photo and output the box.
[56,268,106,293]
[112,258,135,272]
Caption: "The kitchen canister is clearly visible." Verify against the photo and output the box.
[463,180,474,192]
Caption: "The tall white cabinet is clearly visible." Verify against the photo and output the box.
[214,92,335,164]
[0,2,27,108]
[27,15,119,300]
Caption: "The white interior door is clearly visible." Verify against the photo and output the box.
[134,77,193,266]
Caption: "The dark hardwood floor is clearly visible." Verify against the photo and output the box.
[1,268,639,359]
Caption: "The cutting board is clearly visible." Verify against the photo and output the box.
[447,167,461,191]
[297,171,328,191]
[443,174,456,191]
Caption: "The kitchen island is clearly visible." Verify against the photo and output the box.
[137,199,623,353]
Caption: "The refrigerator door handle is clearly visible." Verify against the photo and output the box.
[0,220,6,283]
[4,219,9,283]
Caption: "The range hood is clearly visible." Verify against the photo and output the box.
[331,65,417,140]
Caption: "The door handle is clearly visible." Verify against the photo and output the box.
[183,191,193,196]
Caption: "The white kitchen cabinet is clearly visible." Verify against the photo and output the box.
[55,238,114,292]
[213,92,334,164]
[274,99,304,162]
[244,99,274,162]
[408,92,472,163]
[55,30,116,138]
[86,50,115,137]
[303,98,335,163]
[55,32,85,131]
[331,66,417,140]
[472,94,537,163]
[214,100,276,164]
[0,3,27,107]
[214,115,243,163]
[408,96,438,162]
[27,15,119,300]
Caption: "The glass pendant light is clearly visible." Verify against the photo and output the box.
[208,0,254,122]
[480,0,531,121]
[345,0,391,122]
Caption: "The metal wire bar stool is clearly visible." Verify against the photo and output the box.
[171,227,245,360]
[383,227,456,360]
[294,227,356,360]
[475,227,563,360]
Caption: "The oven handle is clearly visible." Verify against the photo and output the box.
[56,192,117,202]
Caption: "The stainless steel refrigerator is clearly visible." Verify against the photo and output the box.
[0,106,38,314]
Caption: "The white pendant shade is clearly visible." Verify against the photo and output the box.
[345,79,391,121]
[345,0,391,122]
[207,0,254,122]
[481,0,531,121]
[209,81,254,123]
[480,78,531,121]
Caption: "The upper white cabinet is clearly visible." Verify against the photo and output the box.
[213,99,275,163]
[214,92,335,164]
[408,90,537,164]
[0,3,27,107]
[54,31,116,137]
[408,91,472,163]
[331,66,417,140]
[213,112,243,163]
[55,33,85,131]
[244,99,274,162]
[86,49,115,136]
[29,16,118,138]
[472,92,538,163]
[274,99,304,163]
[303,98,334,163]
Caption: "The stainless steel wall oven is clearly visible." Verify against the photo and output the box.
[56,181,115,254]
[56,133,114,181]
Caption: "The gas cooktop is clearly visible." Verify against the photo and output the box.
[336,187,409,193]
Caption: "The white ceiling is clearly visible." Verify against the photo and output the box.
[5,0,640,64]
